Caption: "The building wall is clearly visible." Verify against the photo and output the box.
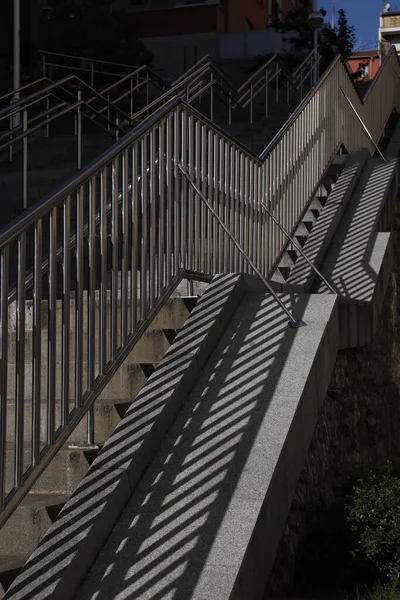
[227,0,268,31]
[132,5,223,37]
[347,53,380,81]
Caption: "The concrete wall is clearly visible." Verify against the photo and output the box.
[142,33,219,76]
[266,229,400,596]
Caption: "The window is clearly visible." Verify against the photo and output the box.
[358,62,369,78]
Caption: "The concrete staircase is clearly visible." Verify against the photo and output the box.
[0,293,199,597]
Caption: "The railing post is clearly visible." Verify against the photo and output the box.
[9,99,13,162]
[250,83,253,124]
[130,77,134,116]
[22,110,28,210]
[77,90,82,169]
[146,71,150,106]
[46,95,50,137]
[90,61,94,88]
[87,406,95,447]
[116,116,120,141]
[107,94,111,131]
[210,71,214,121]
[42,54,46,77]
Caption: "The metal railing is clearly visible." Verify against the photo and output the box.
[0,47,399,528]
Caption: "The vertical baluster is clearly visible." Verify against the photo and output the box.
[181,111,188,273]
[187,116,194,273]
[131,142,139,333]
[158,122,166,291]
[166,116,173,284]
[100,168,108,375]
[149,129,157,309]
[207,129,213,273]
[229,145,235,271]
[32,220,42,462]
[15,232,26,487]
[111,158,119,359]
[88,177,96,389]
[200,124,207,273]
[219,139,225,273]
[47,207,57,442]
[0,246,9,509]
[61,198,70,426]
[121,151,129,343]
[75,187,84,408]
[173,109,181,277]
[234,149,240,271]
[141,136,148,321]
[194,120,201,272]
[23,110,28,210]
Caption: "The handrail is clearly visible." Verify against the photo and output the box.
[0,46,399,529]
[39,50,141,71]
[0,77,48,104]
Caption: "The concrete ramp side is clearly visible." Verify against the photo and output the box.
[73,290,338,600]
[316,157,398,348]
[4,274,246,600]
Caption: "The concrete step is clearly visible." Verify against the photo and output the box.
[0,494,68,557]
[5,401,127,445]
[5,446,89,495]
[8,296,196,333]
[6,352,161,403]
[7,326,175,365]
[0,556,27,598]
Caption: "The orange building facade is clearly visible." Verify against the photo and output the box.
[127,0,301,38]
[347,50,380,82]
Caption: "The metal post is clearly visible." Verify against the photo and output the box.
[116,116,119,141]
[130,77,134,117]
[146,72,150,106]
[87,406,95,446]
[250,83,253,123]
[210,72,214,121]
[42,54,46,77]
[90,61,94,88]
[46,95,50,137]
[77,90,82,169]
[313,32,318,86]
[178,164,306,328]
[13,0,20,129]
[107,94,111,131]
[9,100,13,162]
[22,110,28,209]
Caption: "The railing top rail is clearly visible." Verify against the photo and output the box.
[361,45,396,102]
[0,77,49,104]
[0,71,135,126]
[292,48,317,79]
[259,53,355,160]
[173,54,212,86]
[237,55,280,93]
[39,49,141,71]
[0,95,262,250]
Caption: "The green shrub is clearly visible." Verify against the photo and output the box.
[347,471,400,587]
[356,583,400,599]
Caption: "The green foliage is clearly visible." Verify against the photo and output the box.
[354,583,400,600]
[347,470,400,587]
[40,0,152,66]
[273,0,356,70]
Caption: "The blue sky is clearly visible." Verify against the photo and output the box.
[317,0,386,50]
